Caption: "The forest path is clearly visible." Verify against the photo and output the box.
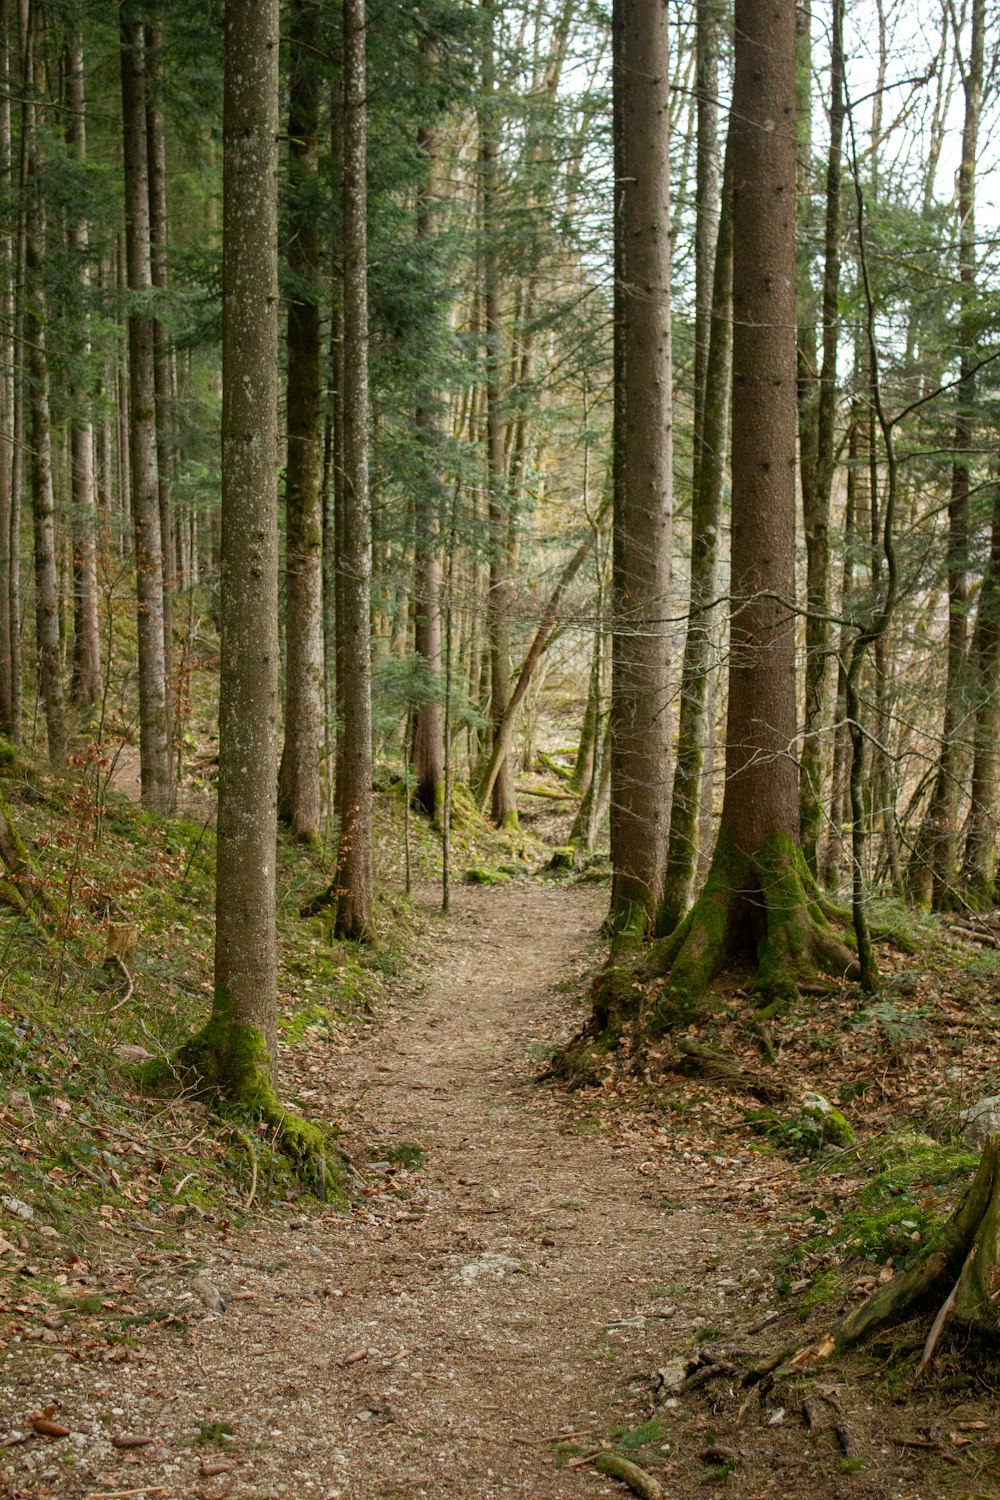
[40,878,765,1500]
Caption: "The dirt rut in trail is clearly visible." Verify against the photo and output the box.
[5,882,765,1499]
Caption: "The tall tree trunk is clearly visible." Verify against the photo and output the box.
[799,0,844,873]
[144,17,174,722]
[178,0,334,1188]
[480,0,517,829]
[333,0,374,941]
[65,23,101,710]
[120,10,172,811]
[277,0,325,842]
[963,497,1000,905]
[24,9,65,767]
[658,124,733,936]
[608,0,674,940]
[640,0,857,1030]
[0,0,13,734]
[410,39,446,821]
[912,0,984,911]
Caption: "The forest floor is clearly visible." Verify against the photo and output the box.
[3,858,1000,1500]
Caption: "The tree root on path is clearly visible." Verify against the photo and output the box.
[593,1452,663,1499]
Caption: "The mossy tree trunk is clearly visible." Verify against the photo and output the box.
[641,0,858,1028]
[173,0,337,1194]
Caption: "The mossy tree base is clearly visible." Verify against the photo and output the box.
[644,831,859,1032]
[142,1005,347,1202]
[798,1137,1000,1362]
[644,831,859,1035]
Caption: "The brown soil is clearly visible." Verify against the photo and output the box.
[0,881,990,1499]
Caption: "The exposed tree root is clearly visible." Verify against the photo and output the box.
[140,1013,348,1201]
[793,1137,1000,1367]
[593,1453,663,1499]
[645,831,859,1031]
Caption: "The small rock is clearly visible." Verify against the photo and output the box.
[767,1407,785,1426]
[960,1096,1000,1147]
[1,1196,34,1222]
[801,1092,855,1147]
[189,1275,225,1315]
[113,1044,153,1065]
[454,1251,534,1283]
[655,1358,689,1392]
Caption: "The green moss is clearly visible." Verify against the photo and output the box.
[801,1091,855,1147]
[463,866,511,886]
[611,1416,662,1451]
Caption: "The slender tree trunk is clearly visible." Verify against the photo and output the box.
[658,128,733,936]
[333,0,374,941]
[145,17,174,724]
[0,0,13,734]
[410,42,445,821]
[799,0,844,873]
[24,10,65,767]
[963,497,1000,905]
[608,0,674,939]
[65,25,100,710]
[480,1,517,829]
[120,9,172,811]
[277,0,325,842]
[915,0,984,911]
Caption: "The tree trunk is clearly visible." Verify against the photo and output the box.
[909,0,983,912]
[24,10,65,768]
[277,0,325,843]
[120,9,173,811]
[641,0,857,1030]
[658,124,733,936]
[0,0,13,735]
[145,17,175,726]
[410,43,445,821]
[608,0,673,940]
[799,0,844,873]
[65,25,101,711]
[480,0,517,830]
[333,0,375,941]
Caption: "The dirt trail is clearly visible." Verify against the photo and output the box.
[5,881,772,1499]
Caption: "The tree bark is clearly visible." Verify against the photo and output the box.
[24,9,65,768]
[0,0,13,735]
[120,9,173,811]
[658,126,733,936]
[277,0,325,843]
[608,0,673,939]
[480,0,517,829]
[910,0,983,911]
[410,41,445,821]
[144,17,175,722]
[333,0,375,941]
[65,24,101,711]
[641,0,857,1028]
[799,0,844,873]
